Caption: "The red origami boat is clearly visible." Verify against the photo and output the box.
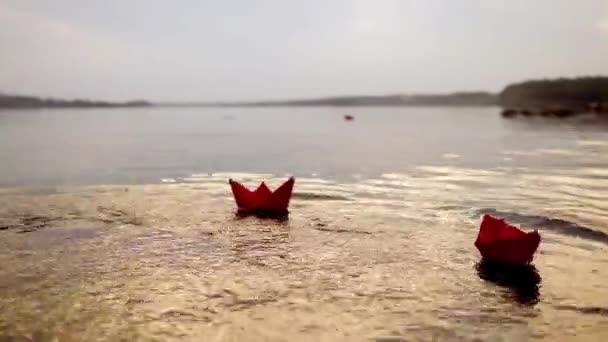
[474,214,541,265]
[228,177,295,217]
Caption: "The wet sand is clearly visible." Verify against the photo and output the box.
[1,175,607,341]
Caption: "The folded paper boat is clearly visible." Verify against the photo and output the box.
[228,177,295,216]
[474,214,541,265]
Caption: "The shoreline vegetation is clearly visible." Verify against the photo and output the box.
[0,94,152,109]
[499,77,608,118]
[1,76,607,119]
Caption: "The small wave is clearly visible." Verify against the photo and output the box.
[313,226,372,235]
[292,192,351,201]
[577,168,608,179]
[475,209,608,245]
[521,174,608,190]
[210,172,275,180]
[181,176,211,182]
[576,140,608,147]
[554,305,608,317]
[20,188,67,195]
[502,150,539,157]
[442,153,460,159]
[415,166,504,177]
[536,148,580,156]
[296,178,336,185]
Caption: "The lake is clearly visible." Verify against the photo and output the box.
[1,107,607,341]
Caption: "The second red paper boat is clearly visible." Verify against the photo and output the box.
[474,214,541,265]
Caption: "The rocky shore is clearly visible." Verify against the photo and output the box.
[501,102,608,118]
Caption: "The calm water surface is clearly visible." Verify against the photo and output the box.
[2,106,607,186]
[0,107,607,341]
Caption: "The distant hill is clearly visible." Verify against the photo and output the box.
[0,94,151,109]
[500,76,608,110]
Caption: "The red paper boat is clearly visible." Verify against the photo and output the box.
[228,177,295,216]
[474,214,541,265]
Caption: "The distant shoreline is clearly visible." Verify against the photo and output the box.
[0,92,498,110]
[0,94,152,110]
[2,76,607,113]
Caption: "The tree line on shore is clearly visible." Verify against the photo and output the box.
[2,76,606,114]
[0,93,150,109]
[499,76,608,118]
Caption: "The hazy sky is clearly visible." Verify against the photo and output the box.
[1,0,607,101]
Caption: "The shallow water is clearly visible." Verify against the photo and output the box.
[1,107,608,341]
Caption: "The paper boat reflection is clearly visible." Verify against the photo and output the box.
[228,177,295,217]
[476,258,542,305]
[474,214,541,265]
